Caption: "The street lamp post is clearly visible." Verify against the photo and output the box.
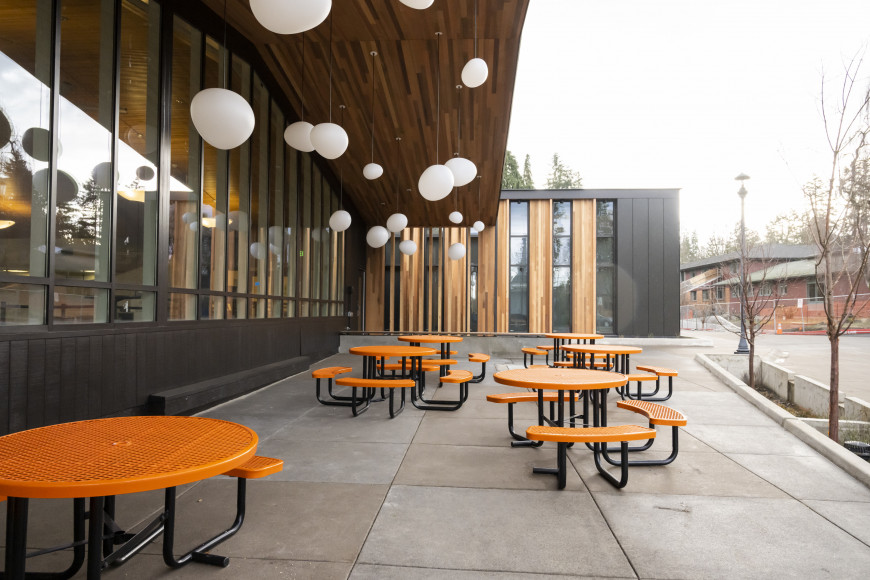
[734,173,750,355]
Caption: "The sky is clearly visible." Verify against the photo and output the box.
[506,0,870,244]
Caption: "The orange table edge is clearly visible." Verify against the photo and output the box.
[0,416,258,499]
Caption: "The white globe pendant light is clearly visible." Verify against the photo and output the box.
[398,0,434,9]
[419,164,454,201]
[329,209,351,232]
[366,225,390,248]
[445,155,477,187]
[312,16,348,160]
[285,121,314,151]
[462,0,488,88]
[362,52,384,181]
[473,220,485,232]
[249,0,331,35]
[449,211,463,224]
[448,242,466,260]
[386,212,408,233]
[310,122,348,159]
[399,239,418,255]
[190,88,255,150]
[461,58,488,88]
[363,163,383,180]
[419,32,454,202]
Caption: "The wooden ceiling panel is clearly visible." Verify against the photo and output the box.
[206,0,529,228]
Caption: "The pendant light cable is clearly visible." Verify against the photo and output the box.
[300,33,306,121]
[395,137,401,211]
[474,0,478,58]
[328,12,334,122]
[370,52,378,163]
[222,0,228,88]
[435,32,442,164]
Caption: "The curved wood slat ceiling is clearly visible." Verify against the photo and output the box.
[206,0,529,228]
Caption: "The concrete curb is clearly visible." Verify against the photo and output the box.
[695,353,870,488]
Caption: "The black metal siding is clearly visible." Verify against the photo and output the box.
[615,196,680,336]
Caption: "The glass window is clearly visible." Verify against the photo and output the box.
[509,201,529,332]
[778,282,787,296]
[116,0,160,286]
[0,283,46,326]
[168,17,202,298]
[268,100,284,298]
[198,295,224,320]
[56,0,116,282]
[690,290,697,300]
[283,147,297,299]
[169,293,195,320]
[807,280,823,302]
[300,154,311,305]
[0,1,52,279]
[248,74,268,317]
[702,289,710,300]
[595,200,615,334]
[114,290,155,322]
[716,286,724,301]
[552,201,571,332]
[54,286,109,324]
[227,54,251,301]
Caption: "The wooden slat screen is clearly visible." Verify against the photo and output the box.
[573,200,597,332]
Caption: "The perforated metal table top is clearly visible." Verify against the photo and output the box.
[0,416,257,499]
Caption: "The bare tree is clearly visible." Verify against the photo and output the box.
[806,55,870,442]
[716,242,784,389]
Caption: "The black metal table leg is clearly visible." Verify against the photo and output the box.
[87,497,104,579]
[4,497,28,580]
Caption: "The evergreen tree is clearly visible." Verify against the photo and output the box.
[545,153,582,189]
[521,154,534,188]
[501,150,522,189]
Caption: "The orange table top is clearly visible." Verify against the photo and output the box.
[562,344,643,355]
[349,345,438,357]
[397,335,464,344]
[544,333,605,340]
[493,368,627,391]
[0,416,257,499]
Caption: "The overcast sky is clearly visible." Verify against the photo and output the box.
[507,0,870,243]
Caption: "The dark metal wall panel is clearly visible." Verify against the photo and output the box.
[9,341,27,433]
[0,341,9,434]
[26,340,45,429]
[614,195,680,336]
[0,317,341,434]
[616,199,634,336]
[44,339,62,426]
[632,199,650,335]
[647,199,665,336]
[662,196,681,336]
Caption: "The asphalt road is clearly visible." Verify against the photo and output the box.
[682,329,870,404]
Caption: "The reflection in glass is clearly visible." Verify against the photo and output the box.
[168,17,202,303]
[248,74,268,317]
[300,155,311,301]
[596,200,615,334]
[0,283,46,326]
[198,295,224,320]
[510,237,527,264]
[169,293,195,321]
[200,36,227,294]
[114,290,155,322]
[56,0,116,283]
[510,201,528,235]
[552,201,572,331]
[0,2,51,279]
[268,99,284,298]
[116,0,160,285]
[284,148,297,299]
[509,265,528,332]
[54,286,109,324]
[227,54,251,303]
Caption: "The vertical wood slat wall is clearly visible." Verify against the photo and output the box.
[364,199,598,333]
[573,200,597,332]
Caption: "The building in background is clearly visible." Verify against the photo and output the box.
[367,189,681,337]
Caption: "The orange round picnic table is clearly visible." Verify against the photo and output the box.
[544,332,604,364]
[0,416,258,499]
[493,367,627,430]
[349,345,438,379]
[397,335,463,375]
[0,416,258,580]
[562,344,643,373]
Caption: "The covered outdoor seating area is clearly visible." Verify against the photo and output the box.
[2,342,869,578]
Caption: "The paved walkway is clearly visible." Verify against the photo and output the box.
[4,344,870,578]
[682,329,870,403]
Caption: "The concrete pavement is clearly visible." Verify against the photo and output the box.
[3,342,869,579]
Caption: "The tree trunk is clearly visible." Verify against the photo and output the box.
[748,341,755,389]
[829,336,839,442]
